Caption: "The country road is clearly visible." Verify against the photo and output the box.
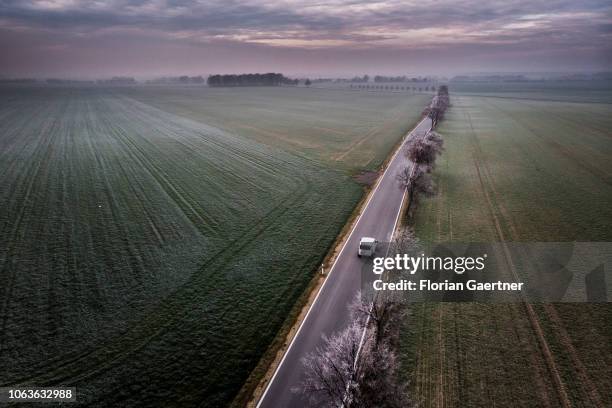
[257,116,433,407]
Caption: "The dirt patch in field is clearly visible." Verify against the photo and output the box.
[353,170,380,186]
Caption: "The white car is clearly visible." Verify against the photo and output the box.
[358,237,378,257]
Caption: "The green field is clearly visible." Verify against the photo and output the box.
[448,79,612,104]
[0,85,429,406]
[413,94,612,242]
[121,86,430,169]
[401,90,612,406]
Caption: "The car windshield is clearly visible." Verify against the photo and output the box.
[360,242,372,250]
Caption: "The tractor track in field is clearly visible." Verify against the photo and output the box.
[1,94,334,388]
[460,95,606,407]
[22,175,316,387]
[542,304,605,407]
[474,97,608,406]
[483,98,612,188]
[460,96,572,408]
[0,101,69,354]
[436,305,446,407]
[497,97,612,137]
[333,106,408,163]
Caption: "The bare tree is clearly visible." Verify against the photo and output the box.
[350,293,406,347]
[348,292,411,408]
[412,170,435,197]
[397,131,443,215]
[394,226,419,254]
[397,165,435,214]
[298,321,364,407]
[359,340,411,408]
[428,86,450,127]
[404,131,444,170]
[298,291,413,407]
[397,163,424,190]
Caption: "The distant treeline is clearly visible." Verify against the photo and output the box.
[46,79,95,84]
[374,75,430,83]
[350,84,436,92]
[146,76,205,85]
[451,75,528,82]
[309,75,434,84]
[207,73,298,87]
[0,77,135,85]
[451,72,612,82]
[349,75,369,83]
[96,77,136,85]
[0,78,38,84]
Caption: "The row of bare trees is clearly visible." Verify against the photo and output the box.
[426,85,450,128]
[351,84,435,92]
[298,292,410,407]
[397,131,444,217]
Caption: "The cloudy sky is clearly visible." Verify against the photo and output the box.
[1,0,611,78]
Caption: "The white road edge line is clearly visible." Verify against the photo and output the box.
[353,185,407,360]
[256,117,428,407]
[344,185,408,407]
[348,127,432,407]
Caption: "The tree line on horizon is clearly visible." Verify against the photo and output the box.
[0,76,137,85]
[351,84,436,92]
[206,73,299,87]
[374,75,430,83]
[146,76,205,84]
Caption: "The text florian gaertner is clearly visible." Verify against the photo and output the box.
[371,253,524,292]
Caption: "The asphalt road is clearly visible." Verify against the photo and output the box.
[257,116,433,408]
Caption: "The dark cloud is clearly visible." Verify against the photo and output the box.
[0,0,610,77]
